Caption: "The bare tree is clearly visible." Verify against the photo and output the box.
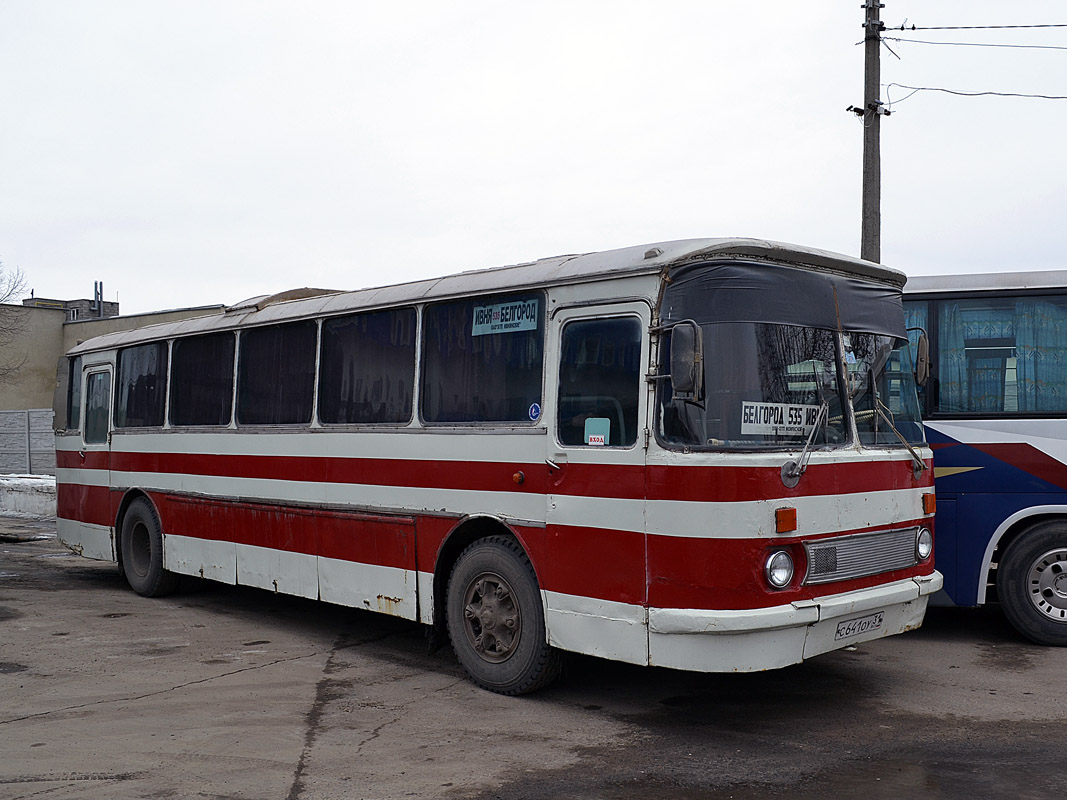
[0,261,29,382]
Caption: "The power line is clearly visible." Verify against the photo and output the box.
[886,83,1067,103]
[884,36,1067,51]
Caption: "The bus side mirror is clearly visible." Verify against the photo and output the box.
[670,321,704,402]
[913,329,930,387]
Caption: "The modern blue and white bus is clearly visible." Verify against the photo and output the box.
[905,271,1067,645]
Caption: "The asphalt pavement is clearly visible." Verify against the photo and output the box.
[2,516,1066,800]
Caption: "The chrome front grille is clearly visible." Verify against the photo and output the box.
[803,527,918,585]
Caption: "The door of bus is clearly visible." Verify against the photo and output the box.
[77,366,114,559]
[544,301,651,664]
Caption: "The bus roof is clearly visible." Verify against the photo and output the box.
[68,237,902,355]
[906,269,1067,295]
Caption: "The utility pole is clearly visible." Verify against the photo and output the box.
[860,1,886,263]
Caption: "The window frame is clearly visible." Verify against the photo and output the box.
[169,331,238,428]
[555,313,644,450]
[235,320,318,427]
[906,287,1067,420]
[113,341,169,429]
[83,367,112,446]
[317,306,418,427]
[419,290,547,427]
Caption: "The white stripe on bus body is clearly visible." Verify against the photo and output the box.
[55,467,111,488]
[106,429,550,460]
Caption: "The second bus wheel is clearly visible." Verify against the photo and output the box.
[446,536,562,695]
[998,521,1067,646]
[120,497,179,598]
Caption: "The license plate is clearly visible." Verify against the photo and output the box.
[834,611,884,641]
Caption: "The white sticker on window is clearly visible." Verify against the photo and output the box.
[740,401,820,437]
[584,417,610,446]
[472,299,539,336]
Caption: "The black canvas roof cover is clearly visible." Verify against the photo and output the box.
[662,260,906,338]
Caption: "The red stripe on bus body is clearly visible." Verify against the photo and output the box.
[110,452,554,495]
[542,524,646,606]
[969,442,1067,492]
[55,450,110,471]
[150,492,418,571]
[76,450,929,503]
[56,483,111,527]
[645,458,932,502]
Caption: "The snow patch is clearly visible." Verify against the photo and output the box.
[0,474,57,518]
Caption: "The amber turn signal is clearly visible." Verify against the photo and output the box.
[513,471,525,485]
[775,507,797,533]
[922,493,936,515]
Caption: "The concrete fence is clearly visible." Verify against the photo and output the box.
[0,409,56,476]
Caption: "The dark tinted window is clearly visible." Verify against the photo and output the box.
[237,321,316,425]
[421,294,544,423]
[85,371,110,444]
[319,308,415,424]
[557,317,642,447]
[115,342,168,428]
[170,332,236,426]
[67,356,83,430]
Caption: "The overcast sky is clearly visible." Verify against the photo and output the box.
[2,1,1065,315]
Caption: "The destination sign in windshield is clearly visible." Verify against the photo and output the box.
[740,401,821,437]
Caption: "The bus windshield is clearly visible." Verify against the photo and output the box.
[660,321,848,449]
[656,259,925,451]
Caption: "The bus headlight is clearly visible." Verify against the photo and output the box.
[765,550,794,589]
[916,527,933,561]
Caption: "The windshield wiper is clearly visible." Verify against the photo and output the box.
[873,396,928,477]
[781,401,828,488]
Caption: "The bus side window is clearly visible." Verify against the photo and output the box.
[115,342,168,428]
[171,332,235,426]
[237,321,317,425]
[421,293,544,424]
[84,371,111,444]
[557,317,642,447]
[67,356,83,431]
[319,307,416,424]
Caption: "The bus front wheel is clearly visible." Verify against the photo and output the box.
[120,498,178,598]
[446,536,561,694]
[999,522,1067,646]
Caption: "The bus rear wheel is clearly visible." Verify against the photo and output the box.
[120,498,178,598]
[446,536,561,695]
[999,522,1067,646]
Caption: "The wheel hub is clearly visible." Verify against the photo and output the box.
[463,573,521,663]
[129,521,151,578]
[1027,548,1067,621]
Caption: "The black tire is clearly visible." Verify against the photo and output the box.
[120,498,178,598]
[999,522,1067,646]
[446,536,562,695]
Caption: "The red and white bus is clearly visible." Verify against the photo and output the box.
[54,238,941,694]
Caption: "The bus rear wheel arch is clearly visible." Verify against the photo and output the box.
[446,535,561,695]
[119,496,179,598]
[998,520,1067,646]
